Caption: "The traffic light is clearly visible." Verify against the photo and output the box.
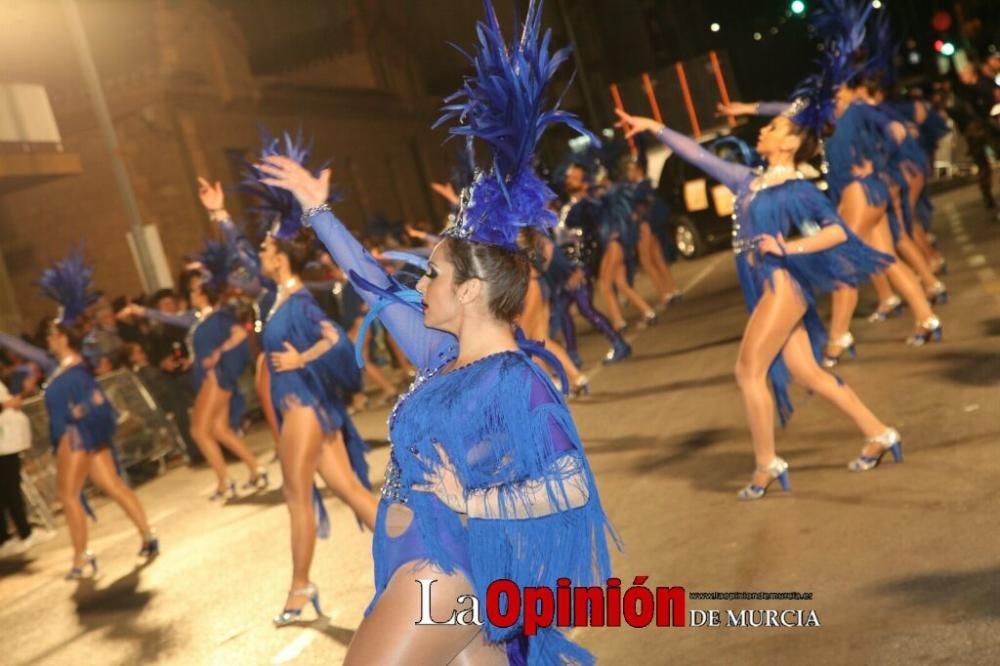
[790,0,806,16]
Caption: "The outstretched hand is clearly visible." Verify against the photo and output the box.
[197,177,225,211]
[716,101,756,118]
[256,155,331,210]
[430,182,460,206]
[614,109,663,140]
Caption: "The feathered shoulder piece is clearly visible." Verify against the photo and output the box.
[240,128,341,241]
[434,0,597,251]
[38,247,99,326]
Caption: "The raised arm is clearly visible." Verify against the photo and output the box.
[125,305,196,330]
[616,109,751,192]
[256,156,456,372]
[0,332,57,375]
[198,177,266,294]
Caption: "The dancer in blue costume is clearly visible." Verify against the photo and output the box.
[520,233,591,395]
[624,155,681,308]
[125,240,265,500]
[617,70,903,499]
[258,1,617,662]
[718,0,942,357]
[0,250,157,578]
[197,175,284,454]
[555,164,633,365]
[238,134,378,625]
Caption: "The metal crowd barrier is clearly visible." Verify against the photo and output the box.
[18,368,188,529]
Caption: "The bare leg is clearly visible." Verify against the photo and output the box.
[344,562,484,665]
[190,379,229,489]
[56,437,90,566]
[597,243,626,329]
[782,326,887,438]
[868,218,935,324]
[829,181,885,344]
[88,448,151,538]
[520,279,581,389]
[255,354,281,451]
[315,429,377,530]
[207,376,260,477]
[637,224,668,299]
[870,273,895,307]
[897,235,938,290]
[276,406,322,611]
[613,260,654,316]
[649,232,677,296]
[734,270,807,487]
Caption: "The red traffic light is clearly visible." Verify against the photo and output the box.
[934,39,944,53]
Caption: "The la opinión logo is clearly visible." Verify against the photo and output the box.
[415,579,821,632]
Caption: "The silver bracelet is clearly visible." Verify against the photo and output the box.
[300,202,331,227]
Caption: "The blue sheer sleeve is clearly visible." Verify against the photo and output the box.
[754,101,791,116]
[306,209,456,372]
[654,126,751,192]
[0,332,57,375]
[143,309,197,330]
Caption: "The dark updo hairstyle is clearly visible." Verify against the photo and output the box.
[790,123,820,164]
[179,268,221,306]
[272,227,318,276]
[43,315,88,352]
[444,231,535,323]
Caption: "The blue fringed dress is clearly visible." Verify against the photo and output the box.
[261,289,370,488]
[307,208,618,665]
[654,126,893,423]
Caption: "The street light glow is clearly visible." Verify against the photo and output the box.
[940,42,956,57]
[872,0,882,9]
[790,0,806,15]
[710,23,720,33]
[753,32,762,41]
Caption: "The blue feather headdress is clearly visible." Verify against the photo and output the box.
[861,7,897,90]
[240,128,341,241]
[187,239,235,291]
[434,0,598,251]
[782,0,872,132]
[38,248,100,326]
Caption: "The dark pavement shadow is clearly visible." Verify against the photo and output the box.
[225,487,285,507]
[981,318,1000,337]
[629,334,742,363]
[583,372,732,403]
[873,566,1000,619]
[20,559,177,665]
[932,350,1000,386]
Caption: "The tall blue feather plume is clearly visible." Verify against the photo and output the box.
[37,247,99,326]
[239,127,342,241]
[434,0,598,250]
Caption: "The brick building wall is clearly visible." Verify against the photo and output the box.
[0,0,450,331]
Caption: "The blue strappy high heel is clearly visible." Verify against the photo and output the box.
[848,428,903,472]
[210,480,236,501]
[822,332,856,368]
[906,316,942,346]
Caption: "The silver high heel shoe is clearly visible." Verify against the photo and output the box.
[209,480,236,502]
[822,332,856,367]
[926,281,948,306]
[737,457,790,500]
[273,583,322,626]
[848,428,903,471]
[906,316,942,346]
[867,294,903,322]
[65,551,97,580]
[243,467,269,491]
